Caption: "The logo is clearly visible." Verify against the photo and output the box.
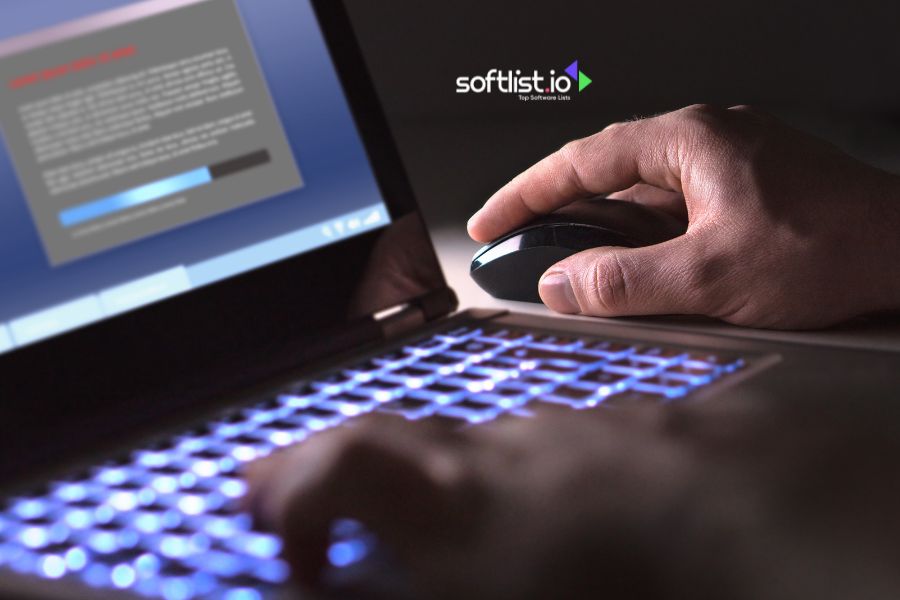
[564,60,593,93]
[456,59,592,102]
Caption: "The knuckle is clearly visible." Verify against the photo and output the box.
[682,103,722,118]
[583,253,630,314]
[559,138,585,159]
[328,430,383,470]
[558,139,591,196]
[676,104,728,134]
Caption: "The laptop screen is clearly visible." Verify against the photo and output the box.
[0,0,391,354]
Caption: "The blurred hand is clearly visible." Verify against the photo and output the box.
[468,105,900,329]
[244,405,900,600]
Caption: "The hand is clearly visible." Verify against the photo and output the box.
[468,105,900,329]
[244,405,900,600]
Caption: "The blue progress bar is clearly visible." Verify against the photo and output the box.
[59,167,213,228]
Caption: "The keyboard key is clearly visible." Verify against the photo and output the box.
[489,382,533,401]
[416,353,467,374]
[603,391,669,407]
[528,335,582,350]
[500,346,602,366]
[514,376,559,394]
[537,385,606,409]
[318,392,380,416]
[443,370,499,393]
[578,370,634,394]
[438,399,503,424]
[437,326,483,343]
[447,339,503,357]
[631,346,687,365]
[685,352,745,372]
[579,340,636,360]
[603,356,663,378]
[376,396,439,419]
[409,383,468,404]
[353,379,406,401]
[464,391,526,410]
[380,365,439,388]
[311,372,354,394]
[664,363,719,385]
[404,337,448,356]
[479,328,532,343]
[632,375,693,399]
[186,512,252,540]
[222,532,281,560]
[528,364,583,382]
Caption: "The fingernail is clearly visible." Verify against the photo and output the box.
[539,272,579,313]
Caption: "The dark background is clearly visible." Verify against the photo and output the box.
[344,0,900,226]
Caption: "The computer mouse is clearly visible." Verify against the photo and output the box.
[470,198,687,303]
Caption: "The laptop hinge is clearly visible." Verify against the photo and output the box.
[374,287,458,340]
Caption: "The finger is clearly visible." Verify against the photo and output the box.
[607,183,687,221]
[246,418,474,587]
[538,233,717,317]
[242,450,291,523]
[468,112,692,243]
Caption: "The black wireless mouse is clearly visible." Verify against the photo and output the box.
[470,198,687,303]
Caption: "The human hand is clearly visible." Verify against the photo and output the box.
[243,409,697,599]
[244,405,900,600]
[468,105,900,329]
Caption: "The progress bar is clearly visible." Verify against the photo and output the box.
[58,150,272,228]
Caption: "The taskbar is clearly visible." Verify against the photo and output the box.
[0,203,389,354]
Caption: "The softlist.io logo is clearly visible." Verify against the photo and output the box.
[456,60,592,102]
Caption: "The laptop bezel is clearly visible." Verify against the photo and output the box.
[0,0,453,479]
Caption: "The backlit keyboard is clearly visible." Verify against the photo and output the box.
[0,325,745,599]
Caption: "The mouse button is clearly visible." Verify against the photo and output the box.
[471,234,529,270]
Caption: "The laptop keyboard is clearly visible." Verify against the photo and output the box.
[0,324,745,599]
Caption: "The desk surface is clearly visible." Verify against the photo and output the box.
[430,226,900,354]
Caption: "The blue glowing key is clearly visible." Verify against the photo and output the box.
[53,482,91,502]
[19,526,50,549]
[217,478,247,499]
[150,475,179,494]
[225,532,282,559]
[63,507,95,530]
[328,539,370,568]
[160,576,196,600]
[134,552,161,576]
[94,467,130,486]
[94,530,124,553]
[39,554,67,579]
[253,557,290,583]
[136,450,175,468]
[64,546,88,571]
[11,498,51,520]
[81,562,111,587]
[107,490,140,512]
[111,564,137,589]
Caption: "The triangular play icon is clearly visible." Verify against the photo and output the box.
[565,60,579,81]
[578,70,592,92]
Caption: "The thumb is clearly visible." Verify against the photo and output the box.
[538,236,714,318]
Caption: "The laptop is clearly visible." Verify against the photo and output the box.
[0,0,897,598]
